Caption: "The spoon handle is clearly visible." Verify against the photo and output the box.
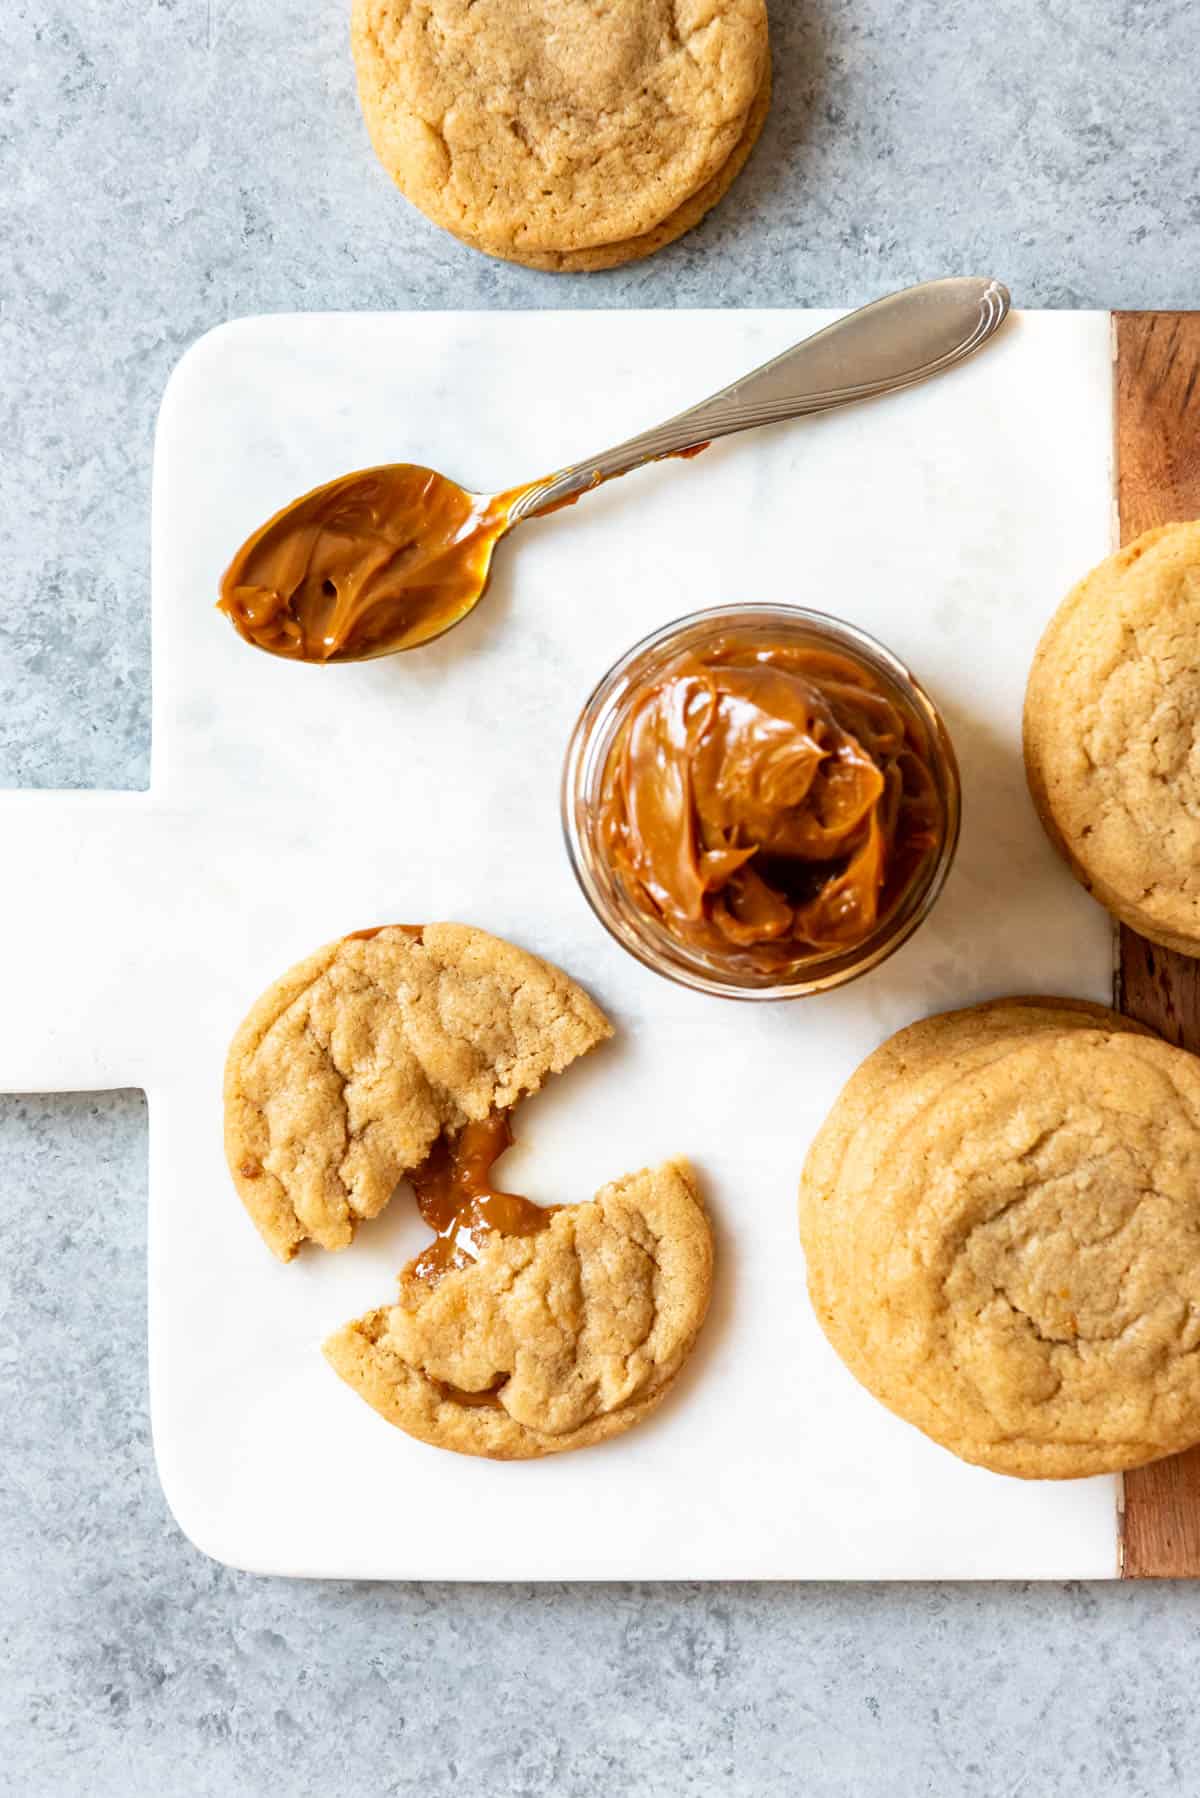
[511,277,1010,522]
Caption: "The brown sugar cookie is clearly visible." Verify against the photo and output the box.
[449,59,771,273]
[224,923,611,1261]
[351,0,769,268]
[801,996,1148,1227]
[801,1000,1151,1386]
[801,1000,1200,1478]
[325,1159,713,1458]
[1024,520,1200,954]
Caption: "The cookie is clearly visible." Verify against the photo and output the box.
[351,0,769,264]
[224,923,611,1260]
[324,1159,713,1458]
[449,59,771,273]
[802,997,1147,1219]
[801,1001,1150,1368]
[801,1000,1200,1478]
[1024,521,1200,954]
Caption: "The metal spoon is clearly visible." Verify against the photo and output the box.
[218,277,1010,663]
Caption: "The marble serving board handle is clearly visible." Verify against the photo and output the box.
[1114,312,1200,1579]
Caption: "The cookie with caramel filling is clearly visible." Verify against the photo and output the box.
[228,923,714,1456]
[325,1158,713,1458]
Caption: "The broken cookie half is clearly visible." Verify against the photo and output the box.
[224,922,612,1261]
[325,1158,713,1459]
[224,922,713,1456]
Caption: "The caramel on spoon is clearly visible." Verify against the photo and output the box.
[218,279,1010,663]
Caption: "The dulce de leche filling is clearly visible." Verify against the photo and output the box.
[399,1111,555,1412]
[217,465,516,662]
[407,1111,555,1287]
[597,635,943,970]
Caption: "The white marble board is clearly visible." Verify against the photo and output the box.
[0,309,1122,1578]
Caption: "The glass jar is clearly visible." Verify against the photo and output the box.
[562,604,961,1000]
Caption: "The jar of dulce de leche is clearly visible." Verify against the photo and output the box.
[562,605,961,999]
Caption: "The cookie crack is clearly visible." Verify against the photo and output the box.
[594,1201,667,1378]
[301,1016,365,1217]
[946,1177,1182,1408]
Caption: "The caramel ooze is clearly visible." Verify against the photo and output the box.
[598,637,942,968]
[217,464,516,662]
[396,1110,556,1414]
[408,1111,553,1286]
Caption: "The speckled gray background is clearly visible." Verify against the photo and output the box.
[3,1,1200,1792]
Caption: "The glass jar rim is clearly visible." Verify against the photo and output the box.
[561,603,962,1001]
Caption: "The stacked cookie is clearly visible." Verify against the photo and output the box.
[1024,519,1200,954]
[351,0,771,271]
[801,998,1200,1478]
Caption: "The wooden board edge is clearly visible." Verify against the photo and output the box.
[1113,311,1200,1578]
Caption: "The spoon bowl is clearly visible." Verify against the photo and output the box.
[218,463,519,660]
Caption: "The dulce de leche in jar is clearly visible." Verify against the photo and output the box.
[563,606,960,999]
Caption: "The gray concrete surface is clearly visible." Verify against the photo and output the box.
[3,1,1200,1792]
